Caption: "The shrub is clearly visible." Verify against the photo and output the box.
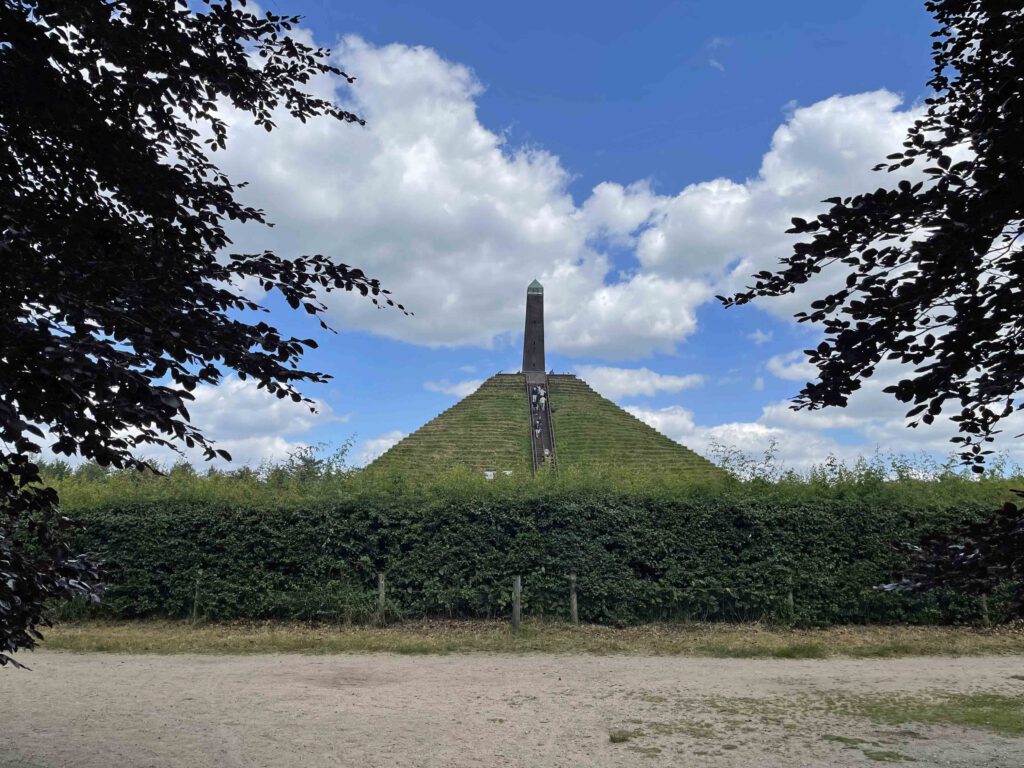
[49,462,1023,626]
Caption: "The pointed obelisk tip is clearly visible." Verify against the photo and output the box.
[522,280,545,371]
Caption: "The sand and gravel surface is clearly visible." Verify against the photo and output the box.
[2,652,1023,767]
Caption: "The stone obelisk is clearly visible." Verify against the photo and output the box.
[522,279,553,471]
[522,279,545,373]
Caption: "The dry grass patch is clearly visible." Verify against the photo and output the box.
[38,619,1024,657]
[608,728,641,743]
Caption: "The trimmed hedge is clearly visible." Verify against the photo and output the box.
[54,468,1021,626]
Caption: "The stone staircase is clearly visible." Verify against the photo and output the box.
[525,373,558,474]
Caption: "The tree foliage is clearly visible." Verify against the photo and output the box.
[722,0,1024,471]
[0,0,402,664]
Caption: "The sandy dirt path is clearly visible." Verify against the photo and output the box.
[2,652,1023,767]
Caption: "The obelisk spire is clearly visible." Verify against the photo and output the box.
[522,279,545,372]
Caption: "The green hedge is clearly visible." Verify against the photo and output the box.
[54,468,1020,626]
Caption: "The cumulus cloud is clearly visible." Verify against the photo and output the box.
[130,377,341,468]
[424,378,484,398]
[627,401,860,472]
[629,359,1024,472]
[357,430,407,466]
[575,365,703,399]
[187,377,340,439]
[217,36,693,359]
[211,25,927,363]
[577,181,664,245]
[623,402,846,473]
[637,90,923,315]
[766,350,817,381]
[551,273,709,359]
[747,329,772,345]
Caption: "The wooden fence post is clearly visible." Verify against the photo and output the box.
[981,594,991,627]
[190,568,202,625]
[569,573,578,626]
[512,575,522,631]
[786,576,795,623]
[377,572,386,625]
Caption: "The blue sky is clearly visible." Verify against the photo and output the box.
[152,1,1022,472]
[291,0,934,191]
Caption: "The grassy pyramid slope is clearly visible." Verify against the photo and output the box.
[365,373,722,479]
[547,375,722,477]
[366,374,532,476]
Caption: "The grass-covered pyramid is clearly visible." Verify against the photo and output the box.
[366,282,721,479]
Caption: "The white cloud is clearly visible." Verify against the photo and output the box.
[357,430,407,466]
[630,358,1024,473]
[637,90,924,317]
[747,329,772,345]
[130,377,340,468]
[205,0,951,365]
[578,181,664,245]
[424,378,484,398]
[551,273,709,359]
[186,377,341,440]
[576,365,703,399]
[211,25,928,363]
[753,376,765,391]
[638,177,756,275]
[217,36,693,360]
[625,404,698,440]
[627,402,860,472]
[706,36,730,72]
[766,350,817,381]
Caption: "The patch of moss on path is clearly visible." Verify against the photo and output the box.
[849,693,1024,738]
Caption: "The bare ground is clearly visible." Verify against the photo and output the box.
[2,652,1023,767]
